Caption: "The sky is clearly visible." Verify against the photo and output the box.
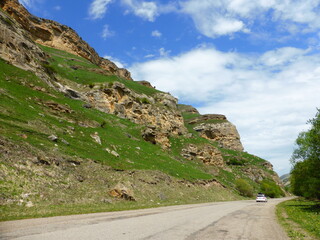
[20,0,320,175]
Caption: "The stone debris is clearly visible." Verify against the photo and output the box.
[111,151,120,158]
[48,135,58,142]
[90,132,101,145]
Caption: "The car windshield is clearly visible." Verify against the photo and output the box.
[257,194,265,197]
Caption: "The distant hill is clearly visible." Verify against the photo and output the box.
[280,173,291,187]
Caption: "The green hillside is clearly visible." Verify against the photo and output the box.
[0,46,284,220]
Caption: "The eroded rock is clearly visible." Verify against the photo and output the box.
[109,183,135,201]
[1,0,132,80]
[194,122,244,151]
[181,144,224,167]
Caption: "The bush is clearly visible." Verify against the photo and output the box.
[235,179,254,197]
[260,179,284,198]
[41,63,56,75]
[136,97,150,104]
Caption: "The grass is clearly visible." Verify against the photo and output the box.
[0,42,284,221]
[276,198,320,239]
[0,185,242,221]
[39,45,160,96]
[0,57,211,181]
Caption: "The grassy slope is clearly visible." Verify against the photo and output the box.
[0,57,212,180]
[0,45,282,220]
[276,198,320,239]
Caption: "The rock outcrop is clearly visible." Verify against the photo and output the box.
[0,9,48,76]
[85,82,187,147]
[0,0,132,80]
[181,144,224,167]
[177,104,199,115]
[178,107,244,152]
[188,114,226,124]
[194,121,244,151]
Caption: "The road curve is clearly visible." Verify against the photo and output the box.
[0,198,291,240]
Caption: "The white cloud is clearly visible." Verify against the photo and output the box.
[104,55,126,68]
[151,30,162,37]
[121,0,158,21]
[159,48,171,57]
[130,46,320,174]
[89,0,113,20]
[179,0,320,37]
[19,0,32,7]
[19,0,43,8]
[101,25,115,39]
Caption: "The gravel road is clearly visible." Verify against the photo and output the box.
[0,198,290,240]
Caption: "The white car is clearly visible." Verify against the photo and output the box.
[256,193,268,202]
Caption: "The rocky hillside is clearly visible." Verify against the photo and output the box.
[0,0,132,81]
[0,1,285,220]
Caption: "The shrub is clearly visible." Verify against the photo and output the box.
[88,83,95,89]
[227,158,246,166]
[235,178,254,197]
[41,63,56,75]
[260,179,284,198]
[136,97,150,104]
[100,120,106,128]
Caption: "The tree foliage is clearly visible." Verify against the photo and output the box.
[235,178,254,197]
[290,109,320,199]
[260,179,284,198]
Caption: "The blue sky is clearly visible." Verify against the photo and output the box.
[20,0,320,175]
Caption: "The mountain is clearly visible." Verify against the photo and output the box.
[280,173,290,187]
[0,0,285,220]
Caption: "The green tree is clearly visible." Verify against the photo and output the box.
[235,178,254,197]
[260,179,284,198]
[290,109,320,199]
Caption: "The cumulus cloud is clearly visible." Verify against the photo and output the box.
[179,0,320,37]
[101,24,115,39]
[130,46,320,174]
[151,30,162,37]
[122,0,159,21]
[89,0,113,20]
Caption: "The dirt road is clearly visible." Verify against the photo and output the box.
[0,198,290,240]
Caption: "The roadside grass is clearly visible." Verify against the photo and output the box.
[276,198,320,239]
[0,173,242,221]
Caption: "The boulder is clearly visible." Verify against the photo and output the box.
[90,132,101,145]
[109,183,135,201]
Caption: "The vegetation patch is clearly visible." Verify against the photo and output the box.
[39,45,160,96]
[260,179,285,198]
[235,178,253,197]
[277,198,320,239]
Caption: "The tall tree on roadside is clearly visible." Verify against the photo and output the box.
[290,108,320,199]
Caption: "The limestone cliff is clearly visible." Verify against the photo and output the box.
[0,8,53,84]
[0,0,132,80]
[84,82,187,148]
[179,106,244,152]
